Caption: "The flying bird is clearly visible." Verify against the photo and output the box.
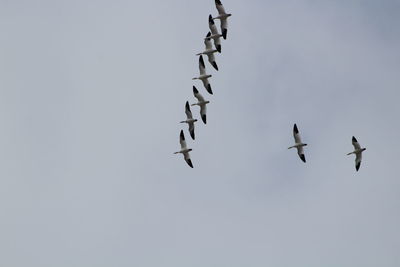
[192,55,213,95]
[180,101,197,140]
[197,32,219,71]
[347,136,366,171]
[208,14,222,53]
[191,86,209,124]
[288,124,308,163]
[174,130,193,168]
[213,0,232,39]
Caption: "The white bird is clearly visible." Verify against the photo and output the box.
[192,55,213,95]
[174,130,193,168]
[191,86,209,124]
[288,123,307,163]
[197,32,219,71]
[208,14,222,53]
[347,136,366,171]
[213,0,232,39]
[180,101,197,140]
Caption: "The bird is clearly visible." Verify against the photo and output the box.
[288,123,307,163]
[208,14,222,53]
[197,32,219,71]
[180,101,197,140]
[174,130,193,168]
[191,86,209,124]
[213,0,232,39]
[347,136,366,171]
[192,55,213,95]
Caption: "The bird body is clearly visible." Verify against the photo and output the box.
[208,15,222,52]
[288,124,307,163]
[213,0,231,39]
[347,136,366,171]
[193,74,212,80]
[192,55,213,94]
[180,101,197,140]
[196,50,217,56]
[174,130,193,168]
[197,32,219,70]
[191,86,209,124]
[180,118,197,124]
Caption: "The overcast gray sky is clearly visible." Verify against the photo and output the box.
[1,0,400,266]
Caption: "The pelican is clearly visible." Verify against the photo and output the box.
[288,123,307,163]
[197,32,219,71]
[191,86,209,124]
[347,136,366,171]
[208,15,222,53]
[213,0,232,39]
[192,55,213,95]
[180,101,197,140]
[174,130,193,168]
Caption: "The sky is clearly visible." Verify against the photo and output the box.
[1,0,400,266]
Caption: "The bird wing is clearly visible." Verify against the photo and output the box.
[221,18,228,39]
[205,32,213,50]
[184,152,193,168]
[215,0,227,15]
[201,78,213,95]
[352,136,361,150]
[188,122,195,140]
[296,146,306,162]
[208,14,219,35]
[199,55,206,75]
[200,103,207,124]
[193,86,205,102]
[179,130,187,149]
[293,124,302,143]
[355,152,362,171]
[207,53,215,64]
[185,101,193,119]
[213,35,221,51]
[207,53,218,71]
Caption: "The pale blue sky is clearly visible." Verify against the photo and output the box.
[1,0,400,266]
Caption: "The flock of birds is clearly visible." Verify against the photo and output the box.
[174,1,367,172]
[174,0,231,168]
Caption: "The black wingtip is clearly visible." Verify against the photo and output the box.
[202,114,207,124]
[293,124,299,134]
[207,84,213,95]
[212,61,219,71]
[356,162,360,171]
[300,154,306,163]
[193,86,198,94]
[222,29,227,39]
[206,31,211,37]
[185,101,189,108]
[215,0,222,5]
[352,136,357,142]
[208,14,214,25]
[199,55,205,66]
[190,131,195,140]
[187,159,193,168]
[216,45,221,53]
[180,130,184,140]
